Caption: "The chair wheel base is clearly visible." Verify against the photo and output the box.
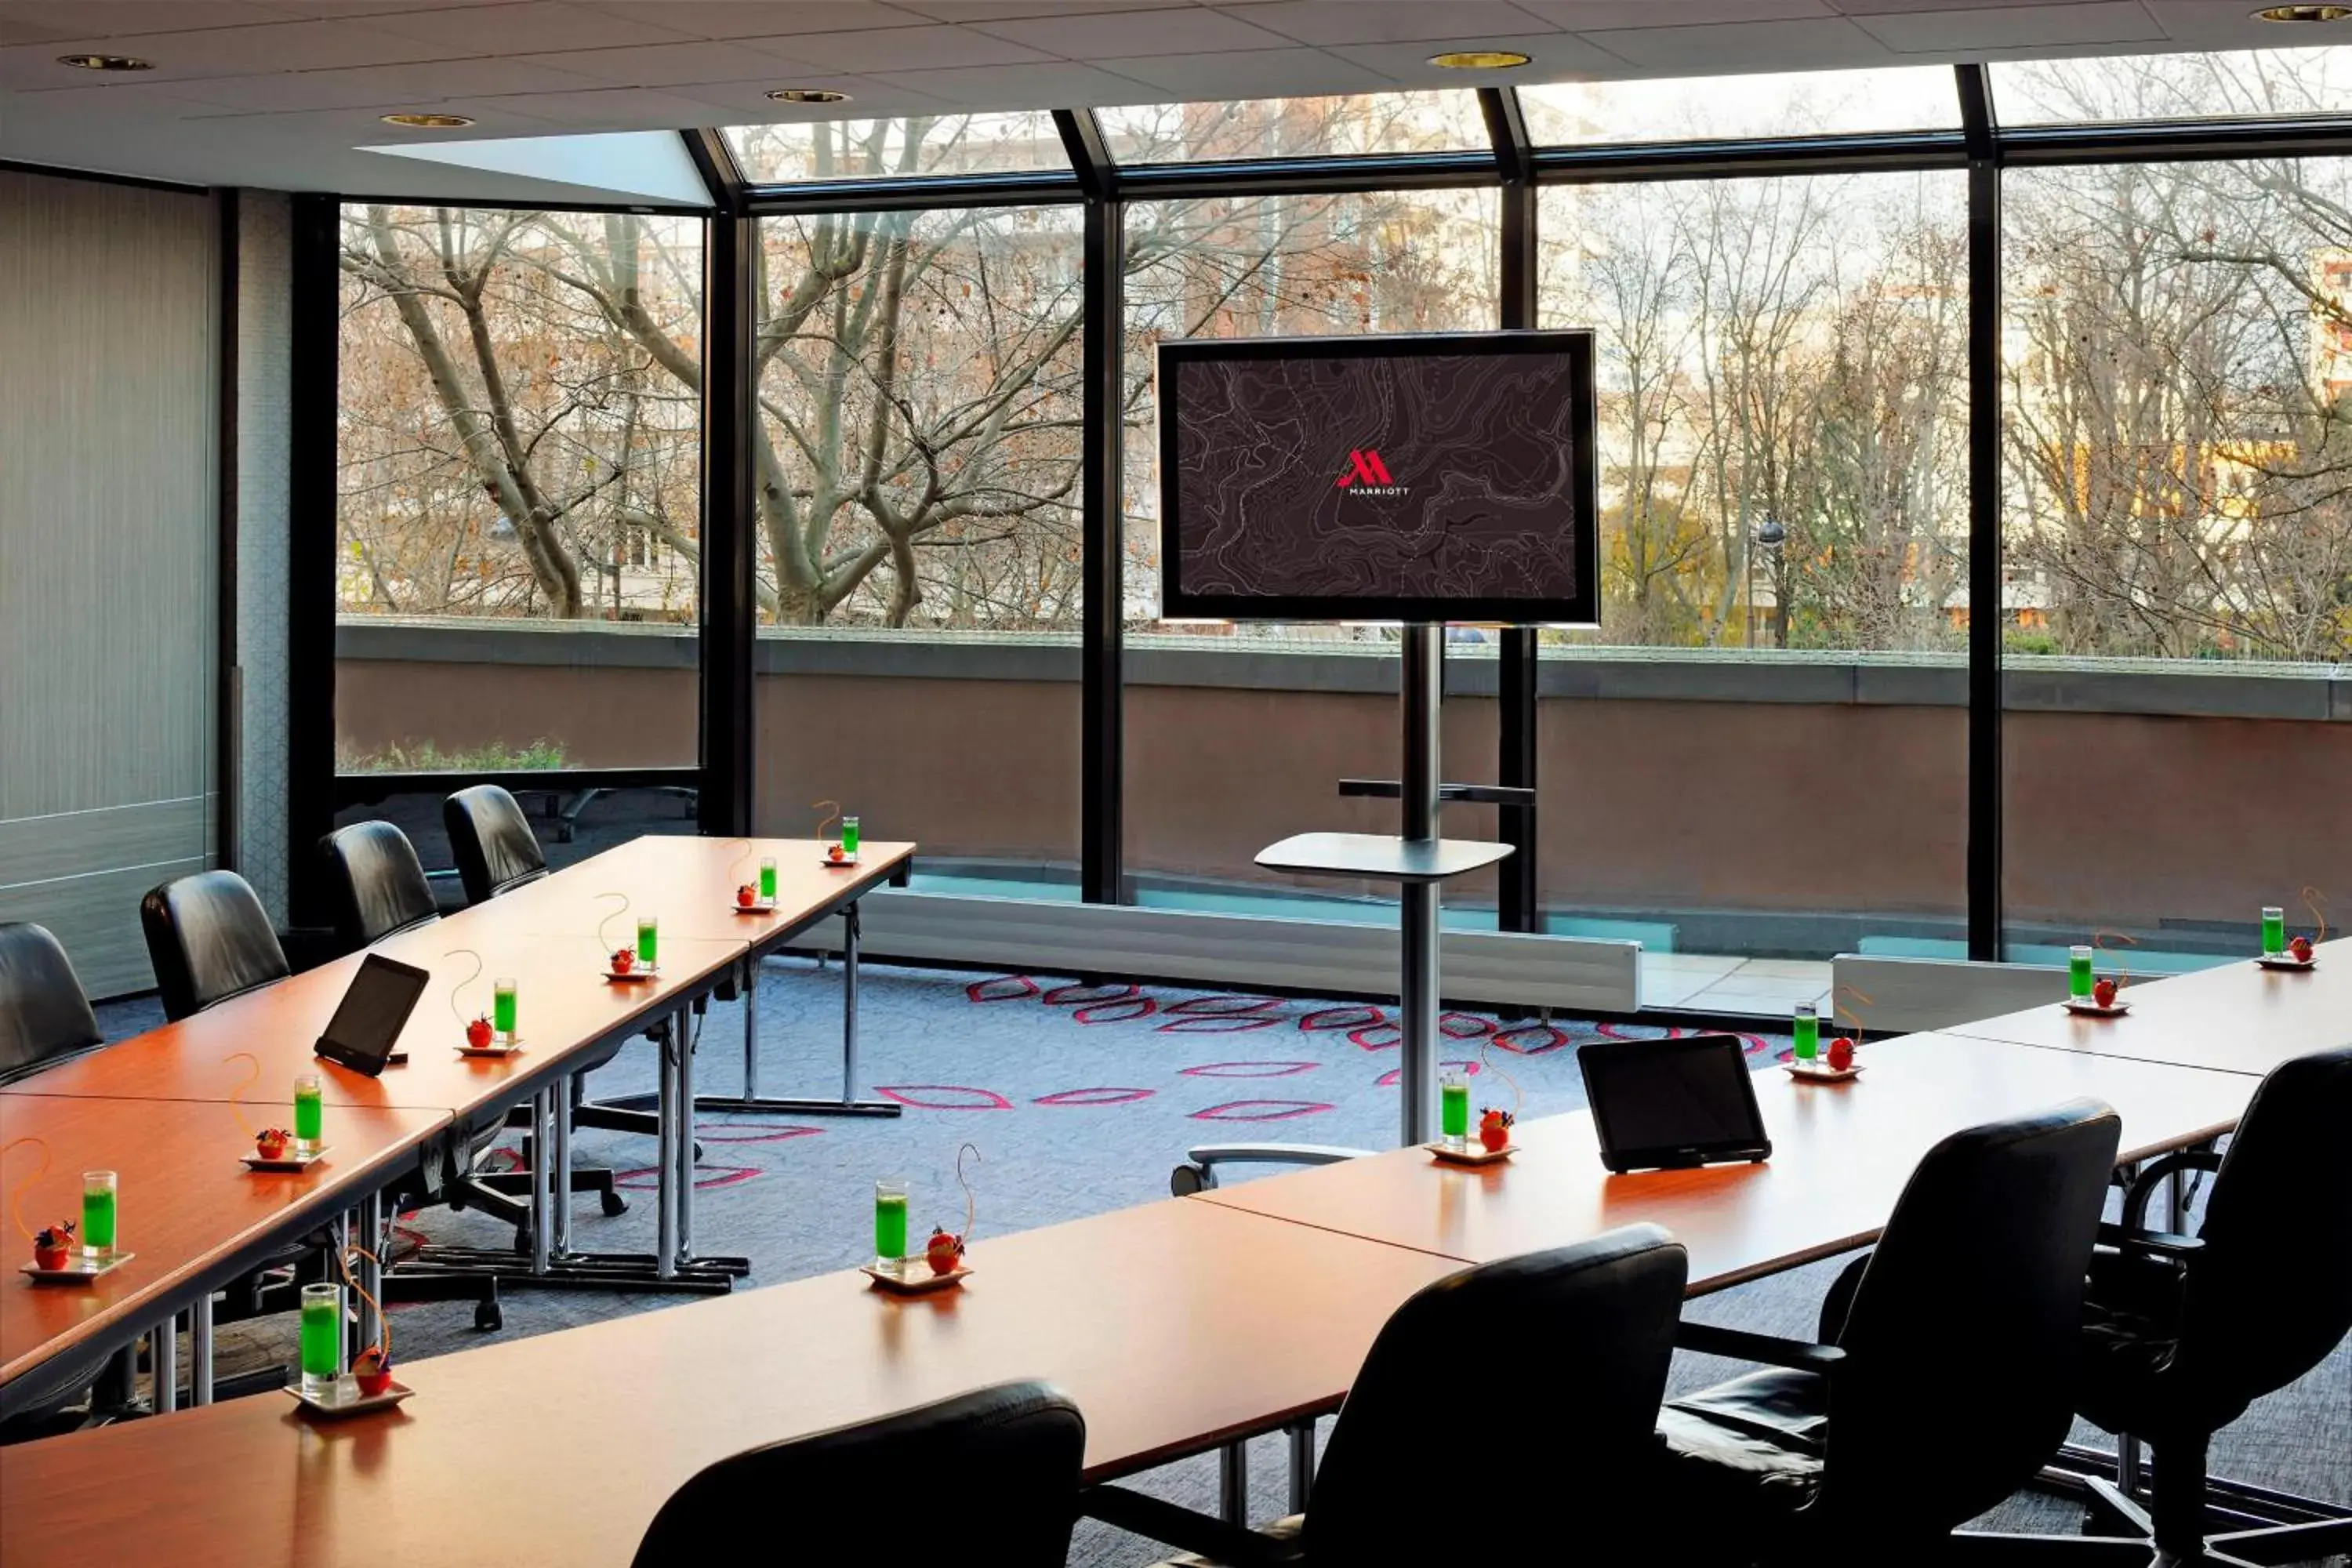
[1171,1163,1213,1196]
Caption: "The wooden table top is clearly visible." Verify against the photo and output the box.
[1940,941,2352,1077]
[0,933,744,1121]
[0,1199,1461,1568]
[0,1097,451,1389]
[1196,1033,2254,1285]
[474,834,914,946]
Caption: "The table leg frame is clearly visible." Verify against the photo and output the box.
[691,906,902,1119]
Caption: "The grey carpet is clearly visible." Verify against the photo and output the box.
[95,962,2347,1565]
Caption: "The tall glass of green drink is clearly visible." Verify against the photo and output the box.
[492,978,518,1041]
[299,1283,343,1400]
[2069,946,2094,999]
[81,1171,117,1259]
[840,816,861,858]
[1792,1004,1820,1062]
[1439,1067,1470,1149]
[874,1179,909,1271]
[759,857,777,902]
[293,1073,324,1155]
[2262,906,2285,957]
[637,916,659,970]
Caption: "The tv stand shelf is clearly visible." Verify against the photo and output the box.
[1256,833,1512,884]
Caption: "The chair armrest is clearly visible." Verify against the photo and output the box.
[2122,1148,2225,1232]
[1080,1486,1303,1568]
[2096,1221,2203,1261]
[1675,1322,1848,1374]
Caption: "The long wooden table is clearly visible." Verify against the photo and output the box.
[1194,1032,2253,1279]
[1939,935,2352,1077]
[0,1200,1461,1568]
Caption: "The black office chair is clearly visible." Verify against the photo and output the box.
[140,869,290,1022]
[1083,1225,1690,1563]
[320,820,441,947]
[632,1381,1086,1566]
[0,924,129,1439]
[444,785,662,1154]
[2049,1045,2352,1566]
[1653,1098,2124,1565]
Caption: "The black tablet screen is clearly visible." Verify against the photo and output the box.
[320,954,429,1065]
[1579,1033,1769,1167]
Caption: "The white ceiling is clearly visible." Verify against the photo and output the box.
[0,0,2333,205]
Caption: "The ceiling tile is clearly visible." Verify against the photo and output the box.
[1094,43,1393,96]
[1242,2,1561,46]
[1325,29,1623,78]
[869,56,1169,104]
[893,0,1189,16]
[467,85,731,126]
[2135,0,2307,42]
[191,98,561,139]
[679,71,945,115]
[1849,2,2165,52]
[975,5,1296,56]
[0,77,238,115]
[1526,0,1831,23]
[786,24,1056,71]
[142,67,444,111]
[360,2,702,53]
[0,14,74,46]
[237,0,455,15]
[576,2,925,40]
[16,19,474,79]
[0,1,290,34]
[1579,14,1897,67]
[511,38,822,86]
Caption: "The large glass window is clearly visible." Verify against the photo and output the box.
[2001,143,2352,968]
[1122,180,1501,919]
[1536,170,1969,985]
[726,112,1070,183]
[1098,91,1486,165]
[1992,45,2352,124]
[1521,66,1960,147]
[751,167,1085,890]
[336,205,702,775]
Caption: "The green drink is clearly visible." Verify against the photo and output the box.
[294,1073,324,1152]
[1792,1004,1820,1062]
[2069,946,2094,999]
[759,857,777,901]
[81,1171,117,1257]
[2262,906,2285,957]
[493,978,518,1038]
[637,916,659,968]
[874,1180,908,1269]
[299,1283,343,1400]
[840,815,861,857]
[1439,1069,1470,1148]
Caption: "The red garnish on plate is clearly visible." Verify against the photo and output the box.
[465,1017,493,1050]
[737,884,757,907]
[351,1346,394,1397]
[31,1221,74,1272]
[1478,1106,1514,1152]
[924,1226,964,1276]
[2092,977,2119,1008]
[1827,1037,1857,1073]
[2289,935,2314,963]
[255,1128,290,1160]
[828,844,846,864]
[610,948,635,975]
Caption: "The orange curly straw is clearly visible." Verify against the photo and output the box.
[2303,887,2328,946]
[442,947,484,1027]
[1832,985,1875,1039]
[335,1242,392,1362]
[593,891,631,954]
[3,1136,52,1242]
[223,1051,261,1140]
[811,800,841,842]
[1478,1037,1524,1116]
[954,1143,980,1246]
[722,837,754,884]
[2092,930,2138,989]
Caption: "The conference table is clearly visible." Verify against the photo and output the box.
[0,835,909,1412]
[0,906,2321,1565]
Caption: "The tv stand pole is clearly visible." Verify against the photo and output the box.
[1258,623,1523,1148]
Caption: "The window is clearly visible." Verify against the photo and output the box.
[336,205,703,775]
[1536,170,1970,975]
[1520,67,1960,147]
[725,113,1070,183]
[1122,184,1501,917]
[1098,91,1487,165]
[751,192,1086,891]
[2001,150,2352,968]
[1992,47,2352,125]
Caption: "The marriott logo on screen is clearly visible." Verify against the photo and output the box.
[1334,449,1409,495]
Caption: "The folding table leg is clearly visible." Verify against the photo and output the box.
[688,905,900,1118]
[1287,1421,1316,1514]
[1220,1441,1248,1527]
[151,1315,178,1415]
[677,1007,695,1265]
[550,1075,574,1258]
[190,1295,214,1406]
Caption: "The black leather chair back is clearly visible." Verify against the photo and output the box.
[2174,1045,2352,1422]
[321,821,441,947]
[443,785,548,906]
[630,1381,1084,1566]
[1305,1225,1688,1561]
[140,870,292,1022]
[1824,1098,2122,1532]
[0,922,102,1079]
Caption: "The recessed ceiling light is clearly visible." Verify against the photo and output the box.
[767,87,851,104]
[56,53,153,71]
[2256,4,2352,20]
[1429,49,1532,70]
[379,112,475,129]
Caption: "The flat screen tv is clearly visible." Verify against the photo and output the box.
[1156,331,1598,625]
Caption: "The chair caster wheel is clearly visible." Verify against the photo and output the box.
[601,1189,629,1217]
[514,1225,532,1254]
[1171,1163,1214,1196]
[474,1299,503,1332]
